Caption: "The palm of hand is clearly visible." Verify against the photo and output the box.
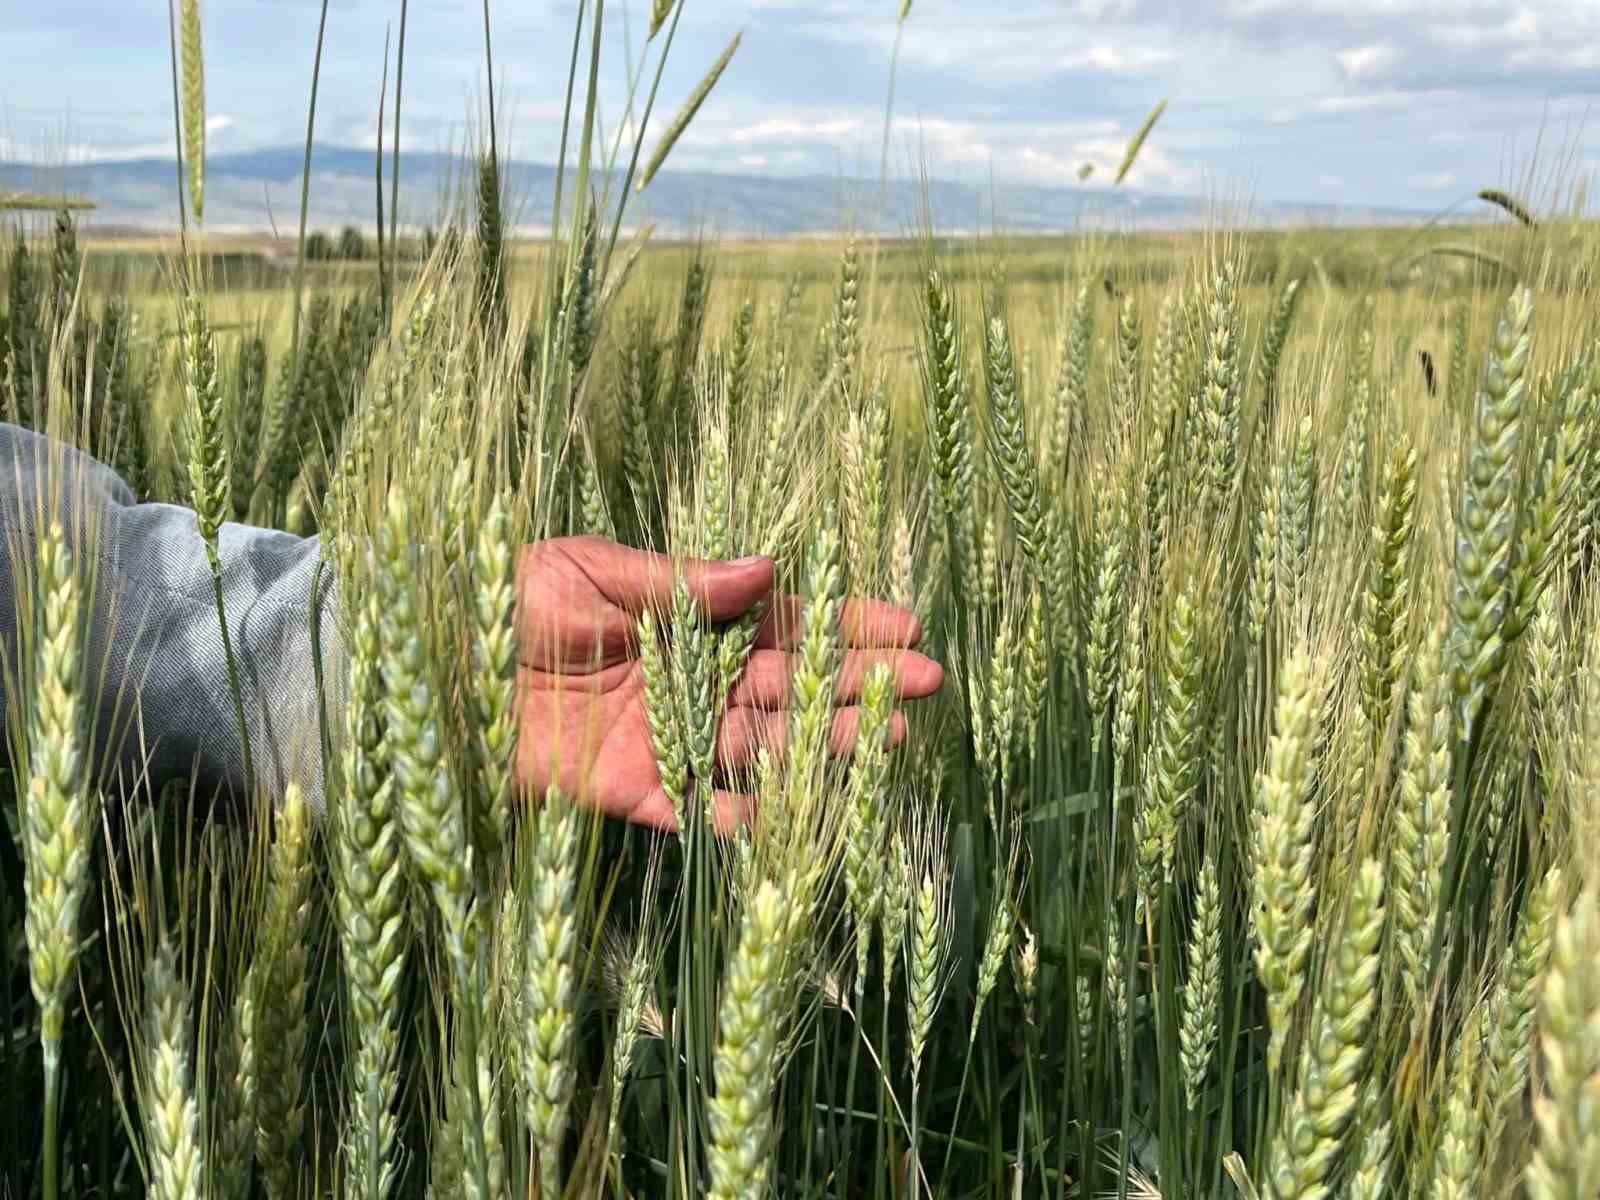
[513,538,670,826]
[512,536,943,831]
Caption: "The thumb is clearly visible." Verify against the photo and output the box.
[585,539,775,622]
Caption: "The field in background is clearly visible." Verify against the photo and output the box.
[68,215,1586,400]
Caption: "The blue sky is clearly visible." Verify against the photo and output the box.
[3,1,1598,211]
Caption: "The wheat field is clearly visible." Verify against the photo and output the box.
[4,4,1600,1200]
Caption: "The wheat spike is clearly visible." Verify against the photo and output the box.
[639,33,742,192]
[143,940,205,1200]
[1265,859,1384,1200]
[1524,888,1600,1200]
[179,0,206,219]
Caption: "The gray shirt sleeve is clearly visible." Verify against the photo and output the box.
[0,422,341,813]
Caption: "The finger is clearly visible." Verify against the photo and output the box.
[517,658,638,695]
[884,709,911,749]
[715,707,783,771]
[822,706,909,757]
[729,648,945,708]
[841,599,924,649]
[563,536,775,622]
[715,706,910,770]
[632,785,753,835]
[837,650,943,702]
[754,595,924,650]
[708,790,756,835]
[629,787,680,832]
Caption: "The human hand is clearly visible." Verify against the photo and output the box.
[512,536,943,830]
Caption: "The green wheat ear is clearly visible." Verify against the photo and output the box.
[144,939,205,1200]
[983,313,1048,571]
[1115,98,1167,185]
[1264,858,1385,1200]
[22,521,90,1058]
[179,0,206,220]
[1525,888,1600,1200]
[650,0,676,38]
[1448,285,1533,736]
[639,32,743,192]
[706,879,796,1200]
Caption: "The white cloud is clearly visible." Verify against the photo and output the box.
[725,117,861,146]
[1336,42,1399,78]
[1434,9,1545,49]
[1062,46,1178,74]
[1505,43,1600,72]
[0,134,176,163]
[640,97,1198,195]
[1314,90,1416,113]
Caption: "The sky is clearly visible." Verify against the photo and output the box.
[3,0,1599,213]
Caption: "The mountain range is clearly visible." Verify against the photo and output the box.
[1,145,1434,237]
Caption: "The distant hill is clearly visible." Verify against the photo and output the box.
[0,145,1433,237]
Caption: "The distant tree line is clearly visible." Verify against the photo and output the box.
[302,225,454,264]
[303,227,371,263]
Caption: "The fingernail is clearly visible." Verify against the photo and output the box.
[732,555,768,567]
